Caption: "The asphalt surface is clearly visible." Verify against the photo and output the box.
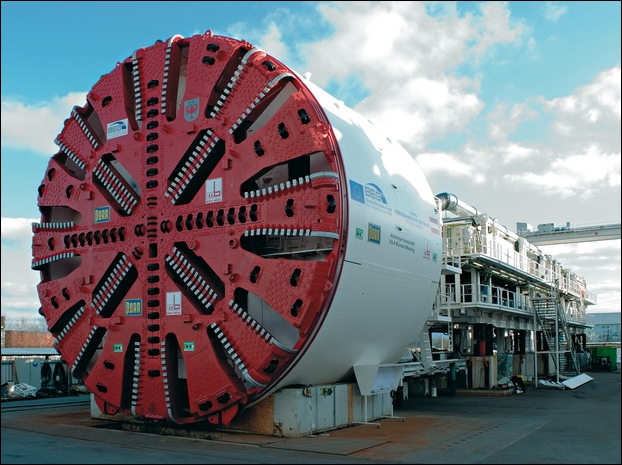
[1,370,620,464]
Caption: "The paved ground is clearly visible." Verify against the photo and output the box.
[2,370,620,464]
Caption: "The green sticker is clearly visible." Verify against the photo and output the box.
[355,228,364,239]
[183,341,195,352]
[113,343,123,353]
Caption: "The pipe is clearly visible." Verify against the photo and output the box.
[436,192,481,218]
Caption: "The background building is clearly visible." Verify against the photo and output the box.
[586,312,621,344]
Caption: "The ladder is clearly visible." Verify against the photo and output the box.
[532,296,580,381]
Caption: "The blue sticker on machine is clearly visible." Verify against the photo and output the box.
[125,299,142,316]
[368,223,381,244]
[184,98,200,122]
[107,119,128,139]
[364,183,387,204]
[94,206,110,224]
[349,180,365,204]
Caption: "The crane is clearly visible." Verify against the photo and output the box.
[516,221,621,245]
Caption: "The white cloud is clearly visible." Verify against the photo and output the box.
[1,217,35,239]
[420,64,621,201]
[542,1,568,22]
[502,145,621,197]
[471,1,525,58]
[360,75,483,151]
[298,1,523,149]
[1,92,87,155]
[542,65,621,153]
[500,143,540,163]
[540,241,621,313]
[256,22,288,64]
[487,102,540,142]
[1,217,42,320]
[415,151,485,183]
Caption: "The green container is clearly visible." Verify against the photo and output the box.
[589,346,617,370]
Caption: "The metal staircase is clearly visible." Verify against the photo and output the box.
[532,296,580,382]
[418,322,437,372]
[401,322,438,378]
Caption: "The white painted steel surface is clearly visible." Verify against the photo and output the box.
[273,76,442,390]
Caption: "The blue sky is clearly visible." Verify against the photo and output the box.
[1,1,620,322]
